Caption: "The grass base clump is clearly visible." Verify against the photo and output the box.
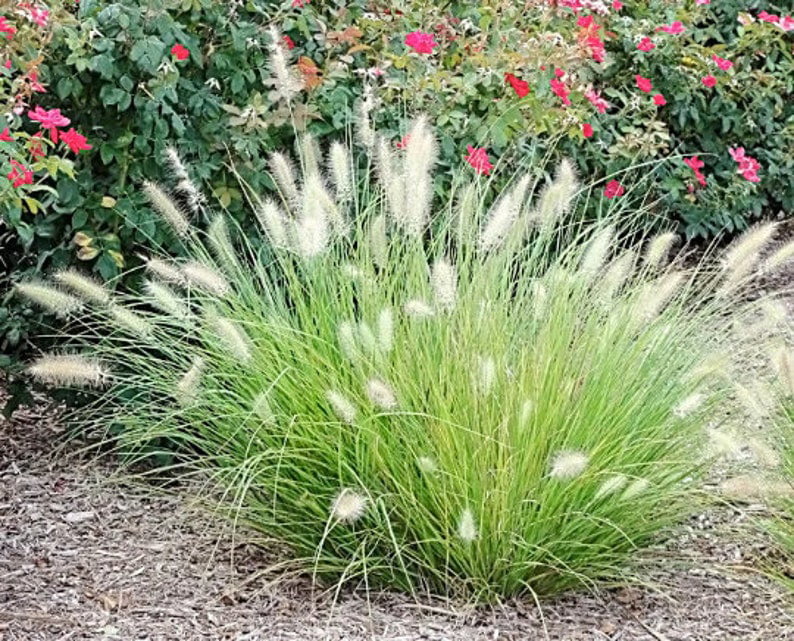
[17,116,789,602]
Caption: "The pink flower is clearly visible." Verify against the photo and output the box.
[27,70,45,93]
[292,0,309,6]
[653,93,667,106]
[780,16,794,31]
[603,180,625,200]
[0,127,12,142]
[7,160,33,188]
[656,21,685,35]
[60,128,92,154]
[728,147,762,183]
[712,54,732,71]
[0,16,16,39]
[758,11,779,24]
[405,31,438,54]
[505,72,530,98]
[701,75,717,88]
[635,74,653,92]
[550,77,571,106]
[282,34,295,50]
[25,6,49,27]
[3,59,11,69]
[582,123,594,138]
[395,134,411,150]
[27,106,70,142]
[584,87,610,114]
[464,145,494,176]
[171,44,189,61]
[637,37,656,52]
[683,156,707,187]
[612,1,623,10]
[696,0,710,4]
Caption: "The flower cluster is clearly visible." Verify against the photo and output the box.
[728,147,761,183]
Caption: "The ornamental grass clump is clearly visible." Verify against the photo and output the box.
[16,118,788,601]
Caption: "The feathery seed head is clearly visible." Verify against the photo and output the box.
[621,478,650,500]
[377,308,394,354]
[747,438,781,468]
[213,316,253,363]
[176,357,204,406]
[706,427,742,457]
[475,355,496,396]
[53,269,110,305]
[595,474,628,499]
[431,258,457,312]
[402,115,437,237]
[643,232,677,270]
[181,261,230,297]
[457,507,478,542]
[579,225,614,280]
[764,239,794,273]
[673,392,704,419]
[356,321,377,356]
[142,181,190,238]
[354,86,376,149]
[550,450,589,480]
[404,299,435,318]
[15,281,83,318]
[417,456,438,474]
[300,134,322,178]
[326,390,357,424]
[294,203,330,260]
[108,304,154,338]
[164,146,189,181]
[598,249,636,300]
[268,25,302,100]
[369,214,389,269]
[207,215,239,272]
[28,354,109,388]
[770,346,794,396]
[519,399,534,425]
[365,378,398,410]
[144,279,190,320]
[269,152,300,205]
[331,488,368,523]
[329,141,353,201]
[255,199,292,250]
[144,256,185,285]
[722,222,778,273]
[479,174,531,252]
[337,321,358,361]
[252,391,275,422]
[633,271,685,324]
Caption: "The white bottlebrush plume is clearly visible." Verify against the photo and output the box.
[579,225,614,280]
[763,239,794,273]
[416,456,438,474]
[207,215,239,272]
[354,87,376,149]
[621,478,650,500]
[531,280,548,317]
[534,158,578,225]
[747,438,781,468]
[108,304,154,339]
[431,258,457,312]
[549,450,589,480]
[142,180,190,238]
[165,146,205,214]
[268,25,302,100]
[377,137,406,229]
[341,263,365,280]
[632,271,684,324]
[594,474,628,499]
[598,249,636,300]
[770,346,794,396]
[214,316,253,363]
[329,141,353,201]
[269,151,300,204]
[28,354,109,387]
[707,427,742,458]
[720,476,794,501]
[404,299,435,318]
[15,281,83,318]
[479,174,531,252]
[643,231,677,271]
[733,381,774,419]
[519,399,534,425]
[326,390,357,424]
[376,308,394,354]
[144,279,190,319]
[401,115,437,237]
[337,321,358,361]
[475,355,496,396]
[144,256,185,285]
[369,214,388,269]
[164,145,190,182]
[252,391,275,423]
[457,507,478,542]
[176,357,204,406]
[303,172,346,238]
[330,488,368,523]
[300,134,322,179]
[181,261,230,297]
[53,269,110,305]
[254,199,292,250]
[673,392,704,418]
[365,378,398,410]
[294,201,330,260]
[722,222,777,272]
[356,321,377,356]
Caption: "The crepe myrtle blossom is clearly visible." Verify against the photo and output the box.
[683,156,707,187]
[464,145,494,175]
[701,75,717,88]
[603,179,625,199]
[405,31,438,54]
[27,106,70,142]
[505,72,530,98]
[656,21,685,35]
[712,54,733,71]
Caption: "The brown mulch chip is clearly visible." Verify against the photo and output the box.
[1,393,793,641]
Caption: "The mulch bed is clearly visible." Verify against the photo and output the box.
[2,391,792,640]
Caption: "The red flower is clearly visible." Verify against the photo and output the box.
[577,16,595,29]
[637,37,655,52]
[60,128,92,154]
[582,123,594,138]
[405,31,438,54]
[27,106,70,142]
[282,34,295,50]
[728,147,761,183]
[504,72,530,98]
[781,16,794,31]
[584,87,610,114]
[612,1,623,10]
[171,44,189,61]
[0,127,12,142]
[292,0,310,7]
[464,145,493,176]
[653,93,667,106]
[758,11,779,24]
[554,68,566,78]
[395,134,411,150]
[0,16,16,39]
[603,180,625,200]
[683,156,707,187]
[7,159,33,188]
[712,54,732,71]
[635,75,652,92]
[701,75,717,88]
[550,77,571,106]
[656,21,685,35]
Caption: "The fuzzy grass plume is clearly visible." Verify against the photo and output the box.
[16,119,788,602]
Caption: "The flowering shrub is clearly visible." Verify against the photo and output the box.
[15,119,790,599]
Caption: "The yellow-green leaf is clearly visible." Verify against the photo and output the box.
[77,246,100,260]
